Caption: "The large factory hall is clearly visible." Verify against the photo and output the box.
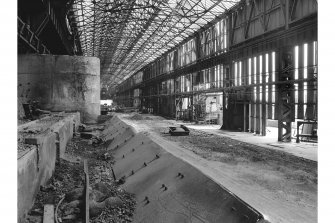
[3,0,331,222]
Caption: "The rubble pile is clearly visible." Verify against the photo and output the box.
[25,116,136,223]
[25,159,84,223]
[128,114,144,120]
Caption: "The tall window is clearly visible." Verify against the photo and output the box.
[178,39,196,67]
[200,18,227,58]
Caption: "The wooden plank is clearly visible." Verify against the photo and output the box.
[83,160,89,223]
[43,204,54,223]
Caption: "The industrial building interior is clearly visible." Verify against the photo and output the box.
[9,0,328,222]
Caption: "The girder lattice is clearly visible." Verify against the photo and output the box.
[70,0,240,90]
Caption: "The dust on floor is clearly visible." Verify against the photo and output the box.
[119,112,317,223]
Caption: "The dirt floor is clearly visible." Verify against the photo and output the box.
[25,116,136,223]
[119,112,317,223]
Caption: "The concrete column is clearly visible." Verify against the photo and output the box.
[18,54,100,123]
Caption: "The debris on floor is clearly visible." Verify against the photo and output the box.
[168,125,190,136]
[127,113,153,121]
[25,117,136,223]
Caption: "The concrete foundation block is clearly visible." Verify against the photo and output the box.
[17,133,56,223]
[18,54,100,123]
[17,112,80,222]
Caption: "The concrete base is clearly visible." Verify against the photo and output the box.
[17,112,80,223]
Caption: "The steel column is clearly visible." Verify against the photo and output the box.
[277,47,295,141]
[261,53,267,136]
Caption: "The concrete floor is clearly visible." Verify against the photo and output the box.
[178,124,318,162]
[119,113,317,223]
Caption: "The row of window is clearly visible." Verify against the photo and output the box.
[140,41,317,110]
[119,41,317,121]
[142,18,229,81]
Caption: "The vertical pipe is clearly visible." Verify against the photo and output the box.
[268,52,273,118]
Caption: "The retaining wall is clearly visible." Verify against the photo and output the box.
[17,112,80,223]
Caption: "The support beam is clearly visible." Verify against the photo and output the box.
[244,2,254,39]
[277,47,295,142]
[244,102,248,132]
[35,13,50,37]
[305,42,315,120]
[268,53,273,119]
[18,17,50,54]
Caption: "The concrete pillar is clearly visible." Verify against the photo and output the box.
[18,54,100,123]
